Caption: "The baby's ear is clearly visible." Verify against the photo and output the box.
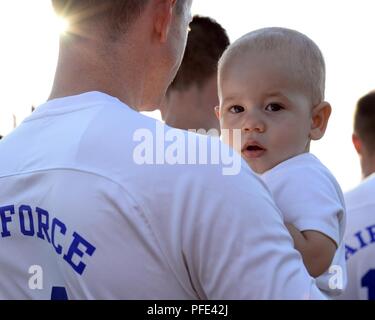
[214,106,221,120]
[309,102,332,141]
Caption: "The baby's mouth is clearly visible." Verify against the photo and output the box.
[242,143,266,159]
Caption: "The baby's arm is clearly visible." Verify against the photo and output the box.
[285,223,337,278]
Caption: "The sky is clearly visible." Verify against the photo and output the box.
[1,0,375,191]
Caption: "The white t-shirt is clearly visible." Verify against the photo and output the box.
[261,153,347,297]
[0,92,324,299]
[338,173,375,300]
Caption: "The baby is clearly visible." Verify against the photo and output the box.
[216,27,346,297]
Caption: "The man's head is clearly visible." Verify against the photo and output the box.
[52,0,186,38]
[352,91,375,178]
[52,0,148,38]
[161,15,229,132]
[216,27,331,173]
[50,0,193,110]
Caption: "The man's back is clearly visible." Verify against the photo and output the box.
[0,91,323,299]
[0,92,197,299]
[339,174,375,300]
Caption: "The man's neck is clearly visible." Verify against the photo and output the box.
[362,153,375,179]
[160,77,220,132]
[162,94,218,131]
[49,35,149,111]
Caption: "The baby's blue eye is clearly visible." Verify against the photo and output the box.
[265,103,283,112]
[229,105,245,113]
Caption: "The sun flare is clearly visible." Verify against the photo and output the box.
[55,16,69,34]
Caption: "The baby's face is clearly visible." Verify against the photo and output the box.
[219,51,313,174]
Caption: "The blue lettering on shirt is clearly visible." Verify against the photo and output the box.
[0,204,96,276]
[36,207,51,243]
[346,224,375,261]
[0,205,15,237]
[19,205,35,236]
[63,232,96,275]
[51,218,67,255]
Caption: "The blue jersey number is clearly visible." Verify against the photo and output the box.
[361,269,375,300]
[51,286,69,300]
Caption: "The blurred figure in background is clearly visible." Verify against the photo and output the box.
[351,92,375,179]
[159,16,229,133]
[340,91,375,300]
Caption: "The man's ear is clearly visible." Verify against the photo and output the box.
[309,101,332,141]
[214,106,221,120]
[352,133,362,155]
[154,0,176,43]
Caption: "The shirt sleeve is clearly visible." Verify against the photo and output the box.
[262,164,344,246]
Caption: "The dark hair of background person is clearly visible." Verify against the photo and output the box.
[168,15,230,92]
[354,91,375,153]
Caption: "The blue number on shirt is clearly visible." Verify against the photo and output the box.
[361,269,375,300]
[51,286,69,300]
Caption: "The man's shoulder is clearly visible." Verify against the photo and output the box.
[78,109,265,194]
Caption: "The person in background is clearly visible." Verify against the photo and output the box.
[159,15,229,134]
[339,91,375,300]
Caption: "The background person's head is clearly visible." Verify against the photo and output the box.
[216,27,331,173]
[51,0,193,110]
[352,91,375,179]
[160,15,229,132]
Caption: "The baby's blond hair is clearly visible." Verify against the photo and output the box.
[219,27,326,105]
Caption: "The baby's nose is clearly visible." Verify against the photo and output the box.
[242,116,265,133]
